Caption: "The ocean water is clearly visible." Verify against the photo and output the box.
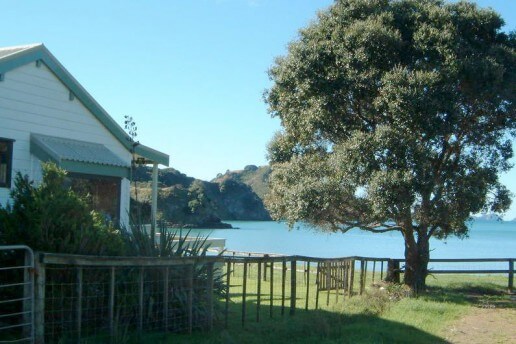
[187,220,516,259]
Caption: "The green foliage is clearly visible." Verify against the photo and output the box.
[0,162,125,255]
[187,180,209,214]
[125,219,214,258]
[134,165,271,226]
[125,220,227,295]
[264,0,516,291]
[124,115,139,144]
[213,165,272,200]
[123,220,226,328]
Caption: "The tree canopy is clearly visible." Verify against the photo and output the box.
[264,0,516,292]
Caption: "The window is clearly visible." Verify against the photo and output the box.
[0,138,14,188]
[65,173,122,223]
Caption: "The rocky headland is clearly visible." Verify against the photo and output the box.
[131,165,271,228]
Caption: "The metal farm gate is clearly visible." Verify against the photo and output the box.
[0,245,34,343]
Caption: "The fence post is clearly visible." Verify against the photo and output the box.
[343,261,347,293]
[23,248,34,340]
[242,262,248,327]
[163,267,169,331]
[305,261,310,310]
[340,261,345,294]
[372,261,376,283]
[187,264,194,334]
[248,255,251,277]
[509,259,514,293]
[76,267,83,342]
[109,267,115,338]
[348,260,355,297]
[138,267,144,335]
[225,261,231,329]
[364,261,368,289]
[34,255,45,344]
[335,262,339,303]
[333,262,337,289]
[281,259,286,316]
[290,260,296,315]
[269,261,274,318]
[263,255,269,281]
[206,262,214,331]
[326,262,331,306]
[359,260,364,295]
[342,262,346,294]
[342,261,345,291]
[232,252,236,276]
[315,262,320,309]
[257,261,262,322]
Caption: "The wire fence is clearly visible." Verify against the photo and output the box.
[43,265,204,342]
[35,253,218,343]
[226,257,357,326]
[1,250,513,343]
[0,245,34,344]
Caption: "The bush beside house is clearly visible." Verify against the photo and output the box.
[0,162,126,255]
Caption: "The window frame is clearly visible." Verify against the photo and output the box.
[66,172,122,223]
[0,137,15,188]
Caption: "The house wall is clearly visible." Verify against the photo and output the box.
[0,61,131,226]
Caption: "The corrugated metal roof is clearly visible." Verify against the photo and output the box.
[0,44,42,59]
[31,134,129,167]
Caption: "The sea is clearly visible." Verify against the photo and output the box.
[186,220,515,259]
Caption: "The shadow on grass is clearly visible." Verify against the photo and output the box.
[423,282,514,309]
[104,278,514,343]
[141,301,449,344]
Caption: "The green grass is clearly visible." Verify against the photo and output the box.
[138,264,513,343]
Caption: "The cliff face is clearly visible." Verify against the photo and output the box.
[131,166,271,228]
[210,178,271,220]
[212,165,271,199]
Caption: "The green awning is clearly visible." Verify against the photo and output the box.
[30,134,130,178]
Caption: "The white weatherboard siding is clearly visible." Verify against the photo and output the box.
[0,186,8,206]
[0,61,131,225]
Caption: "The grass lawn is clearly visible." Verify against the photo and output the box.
[137,264,513,343]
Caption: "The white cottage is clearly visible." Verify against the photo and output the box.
[0,43,169,228]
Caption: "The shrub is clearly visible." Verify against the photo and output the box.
[0,162,125,255]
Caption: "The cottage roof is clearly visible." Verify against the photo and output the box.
[31,134,129,167]
[0,44,41,59]
[0,43,169,166]
[31,134,130,178]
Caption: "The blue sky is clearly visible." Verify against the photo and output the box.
[1,0,515,218]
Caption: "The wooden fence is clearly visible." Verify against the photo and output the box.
[30,252,514,343]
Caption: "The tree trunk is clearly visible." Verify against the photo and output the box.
[384,259,400,283]
[402,230,430,295]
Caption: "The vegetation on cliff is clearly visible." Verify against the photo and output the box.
[131,166,271,228]
[212,165,271,199]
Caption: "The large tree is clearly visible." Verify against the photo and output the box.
[264,0,516,293]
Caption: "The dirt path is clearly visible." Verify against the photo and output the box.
[445,307,516,344]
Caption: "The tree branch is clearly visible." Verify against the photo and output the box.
[426,224,439,239]
[333,220,402,234]
[358,226,402,233]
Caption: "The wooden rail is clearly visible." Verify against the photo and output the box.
[39,252,515,294]
[39,252,226,266]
